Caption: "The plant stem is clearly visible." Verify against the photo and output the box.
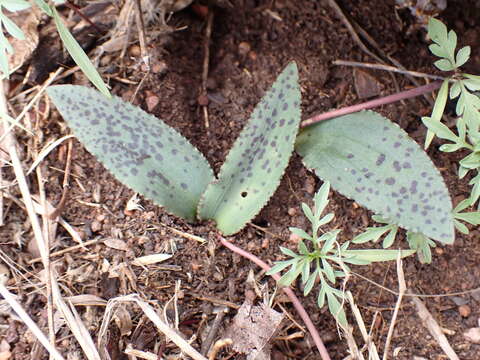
[300,80,443,129]
[219,237,332,360]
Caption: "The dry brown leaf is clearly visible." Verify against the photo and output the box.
[67,295,107,307]
[7,9,40,71]
[131,253,172,266]
[225,298,284,360]
[113,304,133,336]
[103,238,128,251]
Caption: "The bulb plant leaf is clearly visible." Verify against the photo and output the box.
[47,85,214,221]
[295,111,454,244]
[198,62,301,235]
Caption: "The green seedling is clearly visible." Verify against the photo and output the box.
[1,0,109,96]
[295,111,454,245]
[267,182,415,326]
[47,62,301,234]
[423,17,480,209]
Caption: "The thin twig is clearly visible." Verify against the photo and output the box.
[208,338,233,360]
[50,139,73,219]
[300,80,442,128]
[133,0,148,64]
[201,306,229,356]
[411,295,459,360]
[219,237,332,360]
[0,283,66,360]
[28,239,102,265]
[202,9,214,130]
[36,164,56,355]
[333,60,446,81]
[383,255,406,360]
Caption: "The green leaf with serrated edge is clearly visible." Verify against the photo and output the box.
[296,111,454,243]
[47,85,214,221]
[298,240,309,256]
[198,63,301,235]
[301,202,315,224]
[52,7,110,97]
[456,46,471,68]
[343,249,415,262]
[317,281,327,308]
[425,79,449,149]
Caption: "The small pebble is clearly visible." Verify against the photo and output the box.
[248,50,257,61]
[435,247,444,255]
[197,94,209,106]
[129,45,141,57]
[289,232,302,244]
[151,61,167,74]
[287,207,297,216]
[261,237,269,249]
[91,220,102,233]
[459,304,471,317]
[238,41,251,56]
[146,95,160,112]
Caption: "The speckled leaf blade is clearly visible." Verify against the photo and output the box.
[47,85,214,221]
[198,62,301,235]
[295,111,454,243]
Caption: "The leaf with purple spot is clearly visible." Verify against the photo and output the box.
[198,62,302,235]
[295,111,454,244]
[47,85,214,221]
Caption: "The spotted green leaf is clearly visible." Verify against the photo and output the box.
[295,111,454,244]
[198,62,301,235]
[47,85,214,221]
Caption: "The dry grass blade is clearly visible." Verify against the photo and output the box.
[0,283,65,360]
[383,254,406,360]
[99,294,208,360]
[411,295,460,360]
[27,135,74,175]
[1,76,101,359]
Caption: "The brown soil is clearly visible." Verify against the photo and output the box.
[3,1,480,359]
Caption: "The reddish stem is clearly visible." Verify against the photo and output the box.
[300,80,443,129]
[219,237,332,360]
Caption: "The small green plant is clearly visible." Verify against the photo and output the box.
[267,182,415,326]
[47,62,301,235]
[422,18,480,211]
[0,0,109,96]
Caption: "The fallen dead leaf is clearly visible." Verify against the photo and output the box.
[104,238,129,251]
[132,253,172,266]
[225,297,284,360]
